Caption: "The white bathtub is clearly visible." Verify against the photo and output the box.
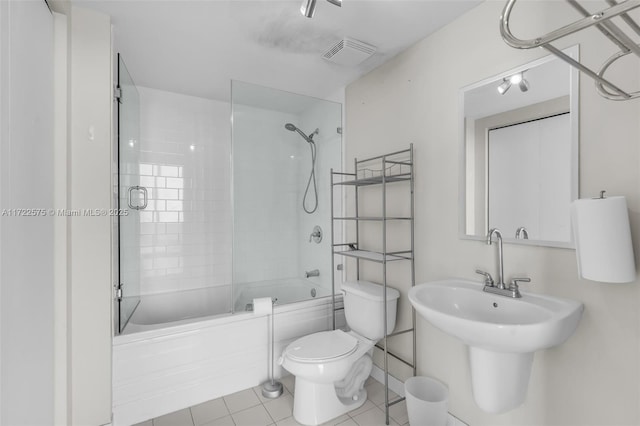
[233,278,330,312]
[113,281,341,425]
[122,278,329,334]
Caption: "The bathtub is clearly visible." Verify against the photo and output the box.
[113,280,341,425]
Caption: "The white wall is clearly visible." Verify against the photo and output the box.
[135,87,232,295]
[346,1,640,424]
[0,1,55,424]
[68,6,112,425]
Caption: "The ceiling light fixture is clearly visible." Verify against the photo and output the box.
[301,0,341,18]
[497,79,511,95]
[300,0,317,18]
[497,71,529,95]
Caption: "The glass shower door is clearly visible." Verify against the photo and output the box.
[117,54,142,333]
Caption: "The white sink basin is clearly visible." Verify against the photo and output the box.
[409,279,583,413]
[408,279,583,353]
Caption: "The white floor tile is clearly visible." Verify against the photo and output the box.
[387,400,409,425]
[365,381,399,406]
[152,375,421,426]
[154,408,194,426]
[319,414,350,426]
[280,375,295,395]
[231,404,273,426]
[335,419,358,426]
[191,397,230,425]
[263,394,294,422]
[351,405,400,426]
[224,388,261,414]
[347,400,375,418]
[133,421,153,426]
[201,415,236,426]
[276,416,304,426]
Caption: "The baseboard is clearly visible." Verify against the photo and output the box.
[370,366,468,426]
[370,365,406,397]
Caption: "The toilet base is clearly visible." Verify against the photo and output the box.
[293,377,367,425]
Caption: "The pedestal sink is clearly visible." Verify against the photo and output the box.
[408,279,583,413]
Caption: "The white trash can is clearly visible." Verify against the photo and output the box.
[404,376,449,426]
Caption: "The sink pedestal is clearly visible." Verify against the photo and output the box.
[469,347,534,413]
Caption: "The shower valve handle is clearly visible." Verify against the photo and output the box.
[309,225,323,243]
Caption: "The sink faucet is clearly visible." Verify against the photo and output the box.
[486,228,505,289]
[482,228,531,298]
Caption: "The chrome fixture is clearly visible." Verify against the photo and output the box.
[300,0,341,18]
[486,228,505,289]
[497,78,511,95]
[309,225,322,243]
[285,122,318,144]
[506,277,531,298]
[477,269,530,298]
[305,269,320,278]
[261,297,283,399]
[127,185,148,210]
[497,72,529,95]
[515,226,529,239]
[483,228,531,298]
[475,269,494,287]
[285,123,319,214]
[501,0,640,100]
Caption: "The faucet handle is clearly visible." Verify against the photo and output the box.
[475,270,494,287]
[509,277,531,290]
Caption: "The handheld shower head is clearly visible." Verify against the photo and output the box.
[285,122,320,214]
[284,123,317,143]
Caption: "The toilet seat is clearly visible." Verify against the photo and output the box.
[284,330,358,363]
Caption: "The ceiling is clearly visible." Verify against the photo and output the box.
[75,0,482,103]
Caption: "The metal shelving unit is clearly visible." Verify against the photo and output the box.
[330,144,416,426]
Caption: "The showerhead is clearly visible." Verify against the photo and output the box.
[285,123,318,143]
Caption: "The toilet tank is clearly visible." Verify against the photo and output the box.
[341,280,400,341]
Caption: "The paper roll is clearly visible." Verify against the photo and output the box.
[253,297,273,316]
[571,196,636,283]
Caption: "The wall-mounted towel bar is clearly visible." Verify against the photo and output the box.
[500,0,640,101]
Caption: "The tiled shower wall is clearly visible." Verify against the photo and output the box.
[232,105,302,284]
[232,100,341,289]
[136,87,231,295]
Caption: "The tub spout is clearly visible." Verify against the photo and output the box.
[305,269,320,278]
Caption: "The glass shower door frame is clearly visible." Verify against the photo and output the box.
[117,53,142,333]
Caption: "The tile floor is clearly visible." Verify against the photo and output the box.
[134,376,408,426]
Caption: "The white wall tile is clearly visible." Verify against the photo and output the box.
[136,87,231,295]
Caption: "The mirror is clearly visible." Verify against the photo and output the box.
[459,46,579,248]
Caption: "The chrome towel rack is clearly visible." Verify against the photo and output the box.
[500,0,640,101]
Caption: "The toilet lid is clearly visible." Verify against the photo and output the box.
[285,330,358,362]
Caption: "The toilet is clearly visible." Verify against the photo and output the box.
[279,280,400,426]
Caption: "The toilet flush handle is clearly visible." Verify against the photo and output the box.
[277,356,284,366]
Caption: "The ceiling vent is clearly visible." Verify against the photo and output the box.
[322,37,376,66]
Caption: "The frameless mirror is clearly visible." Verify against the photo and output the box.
[459,45,579,248]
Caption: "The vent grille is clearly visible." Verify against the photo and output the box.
[322,37,376,66]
